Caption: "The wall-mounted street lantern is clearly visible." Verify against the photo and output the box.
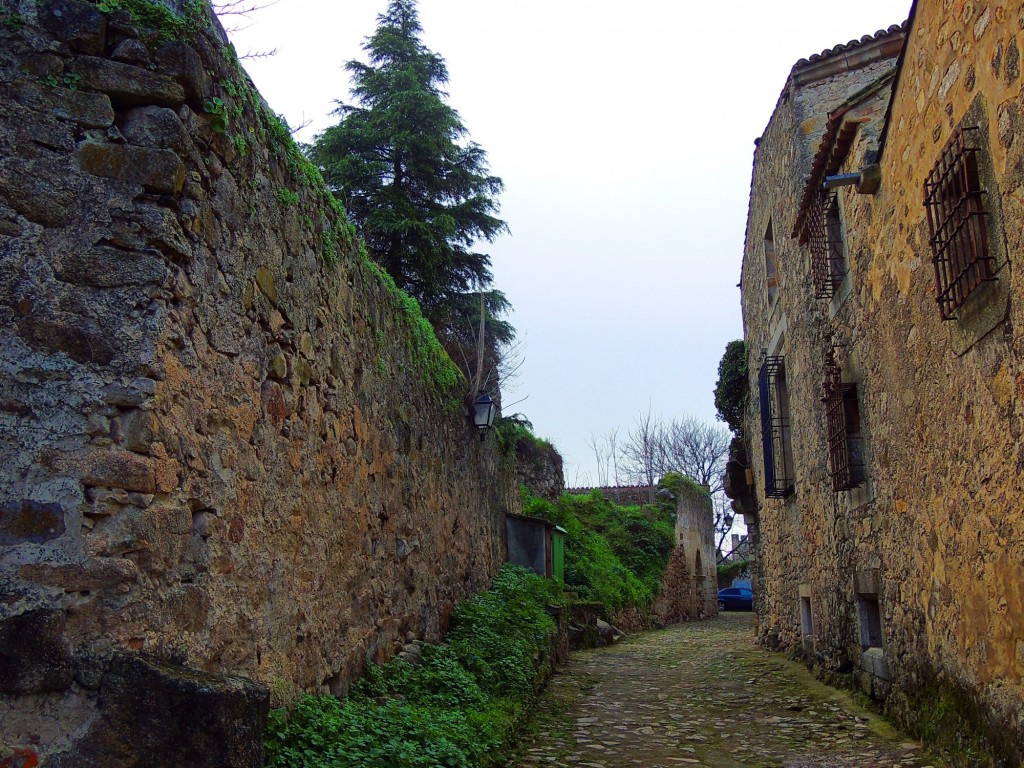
[723,512,734,530]
[472,391,497,441]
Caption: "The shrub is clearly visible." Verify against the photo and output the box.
[523,491,674,613]
[264,565,560,768]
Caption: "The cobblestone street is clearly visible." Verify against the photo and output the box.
[514,613,947,768]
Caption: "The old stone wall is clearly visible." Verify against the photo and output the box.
[651,483,717,623]
[741,5,1024,763]
[0,2,517,764]
[514,436,564,502]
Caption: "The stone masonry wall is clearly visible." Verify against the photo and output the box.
[0,2,517,764]
[741,6,1024,763]
[651,484,717,623]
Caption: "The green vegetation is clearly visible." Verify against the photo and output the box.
[203,97,228,133]
[716,559,750,582]
[909,684,998,767]
[2,11,25,29]
[265,565,561,768]
[495,415,553,456]
[310,0,510,330]
[89,0,209,43]
[714,339,749,435]
[275,188,300,207]
[524,491,674,614]
[360,255,463,394]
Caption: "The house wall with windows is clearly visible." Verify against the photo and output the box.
[739,3,1024,762]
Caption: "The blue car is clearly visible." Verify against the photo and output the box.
[718,587,753,611]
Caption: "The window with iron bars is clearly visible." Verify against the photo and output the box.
[822,349,864,491]
[807,191,847,299]
[924,125,994,320]
[758,356,794,498]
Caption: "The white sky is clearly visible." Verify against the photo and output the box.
[226,0,911,489]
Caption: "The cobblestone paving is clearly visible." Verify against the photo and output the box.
[513,613,947,768]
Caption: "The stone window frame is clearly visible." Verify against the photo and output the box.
[757,355,794,499]
[822,348,865,492]
[924,125,995,320]
[854,569,884,650]
[807,191,848,299]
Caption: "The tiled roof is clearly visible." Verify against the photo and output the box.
[795,24,906,68]
[792,69,898,241]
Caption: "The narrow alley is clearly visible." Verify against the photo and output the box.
[515,613,946,768]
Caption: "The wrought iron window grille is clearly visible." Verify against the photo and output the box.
[924,126,995,320]
[758,355,794,498]
[822,349,864,491]
[808,191,848,299]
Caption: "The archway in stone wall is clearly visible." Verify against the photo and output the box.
[693,550,704,618]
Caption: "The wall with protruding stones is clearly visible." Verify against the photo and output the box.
[0,2,517,764]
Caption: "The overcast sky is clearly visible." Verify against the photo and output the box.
[226,0,911,489]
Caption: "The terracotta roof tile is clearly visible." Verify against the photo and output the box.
[795,24,906,67]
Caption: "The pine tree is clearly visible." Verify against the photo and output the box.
[311,0,508,322]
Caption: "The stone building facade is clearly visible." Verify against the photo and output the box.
[0,2,517,764]
[738,2,1024,763]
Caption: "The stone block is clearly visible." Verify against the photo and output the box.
[0,158,79,227]
[0,499,65,546]
[0,609,74,694]
[17,82,115,128]
[81,450,157,493]
[71,56,185,108]
[854,568,881,596]
[122,105,189,152]
[155,42,211,106]
[254,267,278,305]
[55,246,167,288]
[17,313,115,365]
[78,142,185,194]
[55,652,269,768]
[111,38,150,66]
[19,558,139,592]
[38,0,106,55]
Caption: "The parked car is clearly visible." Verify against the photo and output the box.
[718,587,753,611]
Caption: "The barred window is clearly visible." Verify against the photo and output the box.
[758,356,794,498]
[823,350,864,491]
[808,192,847,299]
[924,126,994,319]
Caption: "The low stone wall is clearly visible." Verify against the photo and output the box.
[0,2,516,764]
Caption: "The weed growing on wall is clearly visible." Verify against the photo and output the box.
[264,565,561,768]
[361,256,463,394]
[524,490,674,614]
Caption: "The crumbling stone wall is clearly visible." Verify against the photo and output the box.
[0,2,516,764]
[651,483,716,623]
[741,7,1024,763]
[514,437,564,501]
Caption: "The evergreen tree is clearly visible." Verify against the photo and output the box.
[311,0,508,322]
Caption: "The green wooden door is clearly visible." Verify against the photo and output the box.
[552,527,566,583]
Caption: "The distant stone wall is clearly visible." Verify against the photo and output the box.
[651,483,717,623]
[0,2,516,764]
[515,437,564,501]
[565,485,653,506]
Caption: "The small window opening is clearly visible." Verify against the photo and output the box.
[765,220,779,305]
[758,355,794,498]
[823,349,865,491]
[924,125,995,319]
[857,592,883,648]
[800,596,814,637]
